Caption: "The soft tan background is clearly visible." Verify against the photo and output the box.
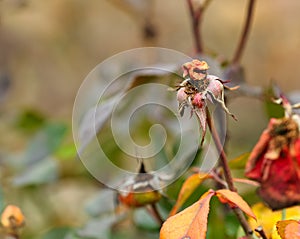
[1,0,299,153]
[0,1,299,237]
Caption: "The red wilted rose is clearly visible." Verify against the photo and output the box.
[245,117,300,210]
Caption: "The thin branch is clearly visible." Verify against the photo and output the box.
[148,204,164,226]
[255,226,268,239]
[186,0,205,54]
[206,108,253,238]
[232,0,256,64]
[206,109,236,191]
[210,170,228,188]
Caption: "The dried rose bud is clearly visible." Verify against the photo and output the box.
[118,190,162,208]
[1,205,25,230]
[182,59,209,81]
[117,163,162,208]
[177,59,238,144]
[245,117,300,210]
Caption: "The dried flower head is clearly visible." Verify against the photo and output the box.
[176,59,238,143]
[117,162,162,208]
[1,205,25,230]
[246,96,300,210]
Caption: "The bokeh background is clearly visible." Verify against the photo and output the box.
[0,0,299,238]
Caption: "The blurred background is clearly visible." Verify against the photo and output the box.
[0,0,299,238]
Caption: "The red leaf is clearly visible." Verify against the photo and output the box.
[245,129,271,180]
[169,173,211,216]
[216,189,256,220]
[160,190,215,239]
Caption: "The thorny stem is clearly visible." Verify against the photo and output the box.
[206,108,254,238]
[232,0,256,64]
[186,0,212,54]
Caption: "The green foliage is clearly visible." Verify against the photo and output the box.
[264,84,285,119]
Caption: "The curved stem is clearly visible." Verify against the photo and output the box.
[206,109,236,191]
[206,108,253,238]
[148,204,164,226]
[232,0,256,64]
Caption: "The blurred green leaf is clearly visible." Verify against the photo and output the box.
[43,227,71,239]
[0,187,4,212]
[13,157,59,186]
[78,96,120,155]
[224,213,239,238]
[55,143,77,160]
[24,122,67,165]
[264,85,284,119]
[76,214,121,239]
[133,208,160,231]
[64,232,83,239]
[15,109,46,133]
[228,153,250,170]
[84,189,116,217]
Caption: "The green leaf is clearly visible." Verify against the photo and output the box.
[23,123,67,165]
[23,122,67,166]
[264,85,284,119]
[76,214,121,239]
[228,153,250,169]
[43,227,71,239]
[77,96,121,155]
[13,157,59,186]
[133,208,160,231]
[84,189,116,217]
[15,109,46,133]
[55,143,77,160]
[0,187,4,212]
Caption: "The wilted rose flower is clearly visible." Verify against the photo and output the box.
[245,116,300,210]
[176,59,237,143]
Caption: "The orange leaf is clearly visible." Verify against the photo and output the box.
[169,172,211,216]
[160,190,215,239]
[276,220,300,239]
[216,189,256,220]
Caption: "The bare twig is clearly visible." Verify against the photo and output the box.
[206,108,254,238]
[206,108,236,191]
[255,226,268,239]
[232,0,256,64]
[186,0,212,54]
[148,204,164,226]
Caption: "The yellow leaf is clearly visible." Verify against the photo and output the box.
[169,172,211,216]
[276,220,300,239]
[160,190,214,239]
[249,203,300,238]
[216,189,256,220]
[229,152,250,169]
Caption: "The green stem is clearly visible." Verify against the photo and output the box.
[281,208,286,220]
